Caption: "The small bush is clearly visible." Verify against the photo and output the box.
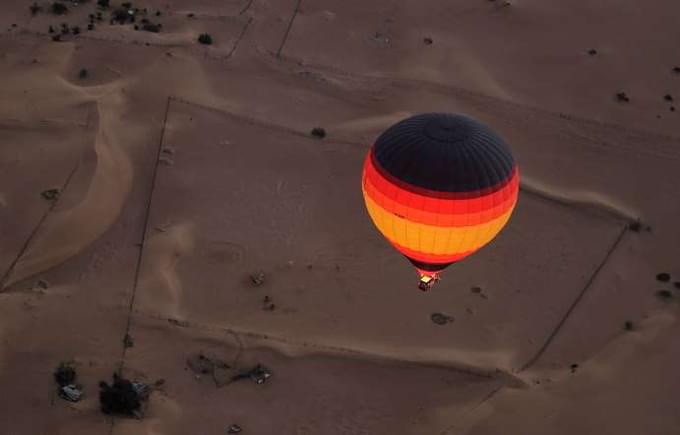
[79,68,88,79]
[310,127,326,138]
[628,219,642,232]
[99,374,141,416]
[30,2,41,15]
[198,33,213,45]
[97,0,110,8]
[616,92,630,103]
[112,8,132,24]
[624,320,634,331]
[656,272,671,282]
[54,362,76,387]
[142,23,160,33]
[51,2,68,15]
[41,188,60,200]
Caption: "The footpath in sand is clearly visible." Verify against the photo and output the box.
[1,1,680,434]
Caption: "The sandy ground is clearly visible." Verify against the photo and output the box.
[1,0,680,434]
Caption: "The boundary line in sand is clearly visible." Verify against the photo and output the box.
[116,96,172,372]
[109,96,171,435]
[5,25,680,149]
[440,224,628,431]
[0,118,88,130]
[517,224,629,372]
[270,53,680,153]
[239,0,255,16]
[0,162,80,291]
[115,96,628,376]
[276,0,303,58]
[226,16,254,59]
[108,95,626,432]
[7,27,679,150]
[170,95,364,148]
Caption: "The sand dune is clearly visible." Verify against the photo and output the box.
[136,222,196,318]
[445,312,680,435]
[5,99,134,286]
[519,175,640,223]
[1,0,679,433]
[330,111,414,135]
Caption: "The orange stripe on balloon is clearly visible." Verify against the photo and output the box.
[362,191,516,255]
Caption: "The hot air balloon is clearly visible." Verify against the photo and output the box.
[361,113,519,291]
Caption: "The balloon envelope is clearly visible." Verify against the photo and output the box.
[361,113,519,278]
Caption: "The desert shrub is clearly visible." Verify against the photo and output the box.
[51,2,68,15]
[657,272,671,282]
[198,33,213,45]
[54,362,76,387]
[310,127,326,138]
[142,23,160,33]
[99,374,141,416]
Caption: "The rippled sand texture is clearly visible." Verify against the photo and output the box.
[1,1,680,434]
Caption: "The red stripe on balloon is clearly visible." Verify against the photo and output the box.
[363,153,519,223]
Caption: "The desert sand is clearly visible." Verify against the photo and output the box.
[1,0,680,434]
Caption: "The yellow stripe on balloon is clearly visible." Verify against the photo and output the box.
[363,189,515,255]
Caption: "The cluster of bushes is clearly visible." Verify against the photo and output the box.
[44,2,218,45]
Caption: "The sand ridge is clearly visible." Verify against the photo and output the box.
[1,0,679,433]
